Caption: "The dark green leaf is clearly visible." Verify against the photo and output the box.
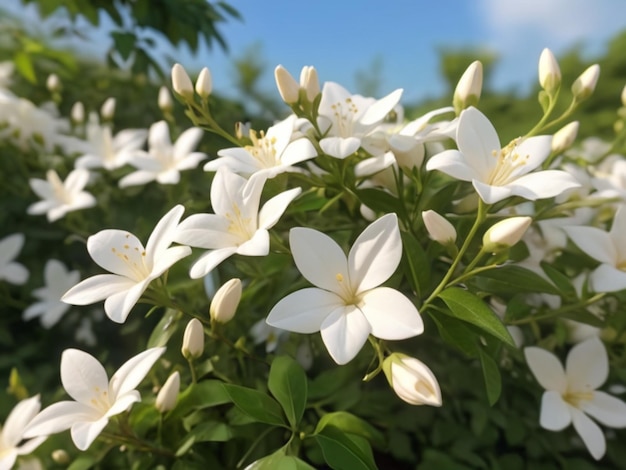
[224,384,286,427]
[315,426,377,470]
[429,312,478,357]
[560,309,605,327]
[471,265,561,295]
[355,188,401,215]
[246,452,316,470]
[540,262,577,299]
[147,309,181,348]
[167,380,230,421]
[268,355,308,428]
[315,411,385,449]
[111,31,137,61]
[400,230,430,298]
[478,348,501,406]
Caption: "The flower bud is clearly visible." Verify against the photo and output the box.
[422,210,456,245]
[171,63,194,100]
[538,48,561,93]
[299,65,320,102]
[100,97,116,120]
[195,67,212,99]
[274,65,299,104]
[621,84,626,108]
[155,371,180,413]
[382,353,442,406]
[482,216,532,253]
[551,121,579,154]
[453,60,483,114]
[51,449,70,464]
[572,64,600,101]
[182,318,204,359]
[210,278,242,324]
[46,73,61,93]
[71,101,85,124]
[158,86,173,113]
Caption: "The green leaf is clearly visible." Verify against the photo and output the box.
[147,309,181,348]
[540,262,577,299]
[438,287,515,347]
[478,348,502,406]
[400,230,430,298]
[167,380,230,421]
[314,411,385,449]
[223,384,287,427]
[268,355,308,428]
[560,309,605,327]
[355,188,401,215]
[314,426,378,470]
[471,265,561,295]
[246,452,316,470]
[13,51,37,83]
[67,455,98,470]
[429,312,478,357]
[111,30,137,61]
[176,420,233,455]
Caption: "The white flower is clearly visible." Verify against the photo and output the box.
[23,259,80,328]
[382,353,442,406]
[27,169,96,222]
[316,82,403,159]
[174,167,301,279]
[563,205,626,292]
[524,338,626,460]
[119,121,206,187]
[204,115,317,178]
[0,234,29,285]
[426,107,579,204]
[0,396,46,470]
[266,213,423,365]
[23,347,165,451]
[61,205,191,323]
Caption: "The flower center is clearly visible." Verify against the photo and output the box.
[330,98,359,137]
[89,385,111,413]
[110,233,150,282]
[335,272,362,306]
[563,389,594,407]
[488,138,529,186]
[244,130,279,168]
[225,203,255,242]
[48,170,71,204]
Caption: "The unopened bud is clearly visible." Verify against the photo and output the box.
[422,210,456,245]
[538,48,561,93]
[382,353,442,406]
[210,278,242,324]
[621,84,626,108]
[52,449,70,464]
[71,101,85,124]
[182,318,204,359]
[46,73,61,93]
[453,61,483,114]
[483,216,532,253]
[551,121,579,154]
[275,65,299,104]
[155,371,180,413]
[572,64,600,101]
[158,86,173,113]
[300,66,320,102]
[171,63,194,100]
[100,97,116,120]
[195,67,212,99]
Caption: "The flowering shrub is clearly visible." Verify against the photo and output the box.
[2,43,626,470]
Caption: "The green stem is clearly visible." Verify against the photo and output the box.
[509,293,606,325]
[362,337,385,382]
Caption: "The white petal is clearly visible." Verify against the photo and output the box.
[360,88,403,126]
[590,264,626,292]
[119,170,157,188]
[236,229,269,256]
[106,391,140,417]
[156,169,180,185]
[103,279,150,323]
[87,230,146,277]
[151,245,191,278]
[16,436,46,456]
[258,187,301,229]
[566,337,608,391]
[539,390,572,430]
[455,107,501,179]
[319,136,361,159]
[61,349,109,404]
[61,274,135,306]
[563,226,616,265]
[349,213,402,292]
[109,347,165,399]
[359,287,423,339]
[266,288,343,333]
[426,149,481,182]
[507,170,581,200]
[23,401,98,438]
[279,138,317,166]
[0,262,29,285]
[0,233,24,265]
[2,396,41,446]
[145,205,185,263]
[472,179,514,204]
[582,391,626,428]
[210,167,247,217]
[189,247,238,279]
[289,227,348,295]
[320,305,371,365]
[64,168,90,194]
[354,153,395,178]
[173,127,203,160]
[506,136,552,178]
[571,407,606,460]
[524,346,567,392]
[175,213,238,249]
[70,417,109,451]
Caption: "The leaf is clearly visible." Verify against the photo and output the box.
[268,355,308,428]
[176,420,233,455]
[478,348,502,406]
[223,384,287,427]
[355,188,402,215]
[13,51,37,83]
[147,308,181,348]
[560,309,604,327]
[245,452,316,470]
[314,411,385,449]
[438,287,515,347]
[67,456,98,470]
[111,30,137,61]
[400,230,430,298]
[167,380,231,421]
[471,265,561,295]
[429,312,479,357]
[314,426,378,470]
[540,262,577,299]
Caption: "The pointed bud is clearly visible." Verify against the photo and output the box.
[100,97,116,120]
[551,121,579,154]
[155,371,180,413]
[453,61,483,114]
[171,63,194,100]
[46,73,61,93]
[70,101,85,124]
[422,210,456,245]
[274,65,299,104]
[182,318,204,359]
[158,86,173,113]
[382,353,442,406]
[210,278,242,324]
[483,216,532,253]
[300,66,320,102]
[538,48,561,93]
[572,64,600,101]
[195,67,212,99]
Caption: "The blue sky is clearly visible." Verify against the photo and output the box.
[4,0,626,103]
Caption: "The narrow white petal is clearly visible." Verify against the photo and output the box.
[566,337,608,391]
[266,288,343,333]
[279,138,317,166]
[320,306,371,365]
[524,347,567,393]
[590,264,626,292]
[319,136,361,159]
[360,88,403,126]
[506,136,552,178]
[61,349,109,404]
[359,287,423,340]
[103,280,150,323]
[571,407,606,460]
[507,170,581,200]
[61,274,135,306]
[0,263,29,285]
[106,391,140,417]
[151,245,192,278]
[210,167,247,217]
[455,107,500,178]
[109,347,165,399]
[16,436,46,456]
[258,187,301,229]
[582,391,626,428]
[2,396,41,446]
[426,149,481,182]
[70,417,109,451]
[173,127,203,160]
[539,390,571,430]
[64,168,90,194]
[145,205,185,262]
[175,213,238,249]
[156,169,180,185]
[0,233,24,264]
[472,179,514,204]
[563,226,616,265]
[189,247,238,279]
[236,229,269,256]
[23,401,98,438]
[119,171,157,188]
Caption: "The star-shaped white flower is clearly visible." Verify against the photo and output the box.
[316,82,403,159]
[0,395,46,470]
[23,259,80,328]
[426,107,579,204]
[204,115,317,178]
[266,213,423,365]
[563,205,626,292]
[524,338,626,460]
[27,168,96,222]
[119,120,206,187]
[61,205,191,323]
[23,347,165,451]
[0,233,29,285]
[174,166,301,279]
